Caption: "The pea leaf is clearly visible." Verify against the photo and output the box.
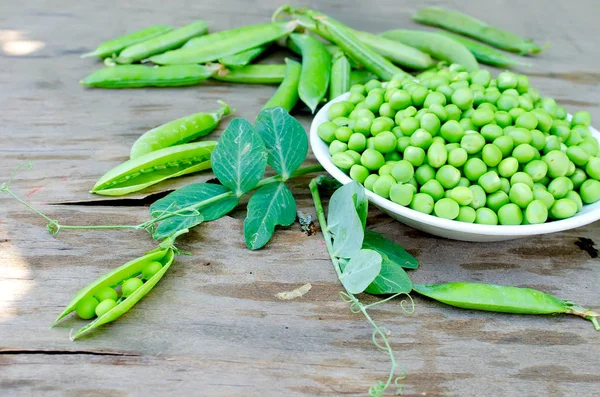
[328,182,368,230]
[255,107,308,180]
[150,183,239,240]
[340,249,382,294]
[364,262,412,295]
[327,182,368,258]
[363,230,419,269]
[211,118,268,197]
[244,182,296,250]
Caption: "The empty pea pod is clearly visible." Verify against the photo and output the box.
[381,29,478,72]
[412,7,544,55]
[329,51,351,100]
[351,30,435,70]
[413,282,599,330]
[289,33,331,113]
[438,31,531,68]
[80,64,220,88]
[81,25,173,59]
[217,44,270,68]
[150,22,296,65]
[130,101,231,159]
[212,64,287,84]
[53,248,175,340]
[263,58,302,111]
[116,20,208,64]
[92,141,216,196]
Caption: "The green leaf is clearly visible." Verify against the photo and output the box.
[244,182,296,250]
[211,118,268,197]
[340,249,382,294]
[328,182,368,230]
[150,183,239,240]
[327,182,368,258]
[255,107,308,180]
[363,230,419,269]
[364,262,412,295]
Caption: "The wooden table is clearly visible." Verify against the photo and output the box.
[1,1,599,396]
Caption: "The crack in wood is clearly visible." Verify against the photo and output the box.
[0,348,140,357]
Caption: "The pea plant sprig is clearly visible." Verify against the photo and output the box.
[2,107,322,250]
[309,177,418,397]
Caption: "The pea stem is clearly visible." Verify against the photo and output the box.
[309,176,405,397]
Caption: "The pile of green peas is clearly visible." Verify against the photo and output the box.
[319,64,600,225]
[74,261,164,320]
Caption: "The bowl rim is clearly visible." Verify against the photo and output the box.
[310,92,600,237]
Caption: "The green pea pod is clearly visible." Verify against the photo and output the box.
[438,32,531,68]
[218,44,270,69]
[351,30,435,70]
[212,64,286,84]
[324,44,360,68]
[80,64,220,88]
[412,7,544,55]
[281,7,407,81]
[380,29,479,72]
[130,101,231,159]
[289,33,331,113]
[115,20,208,64]
[350,69,378,86]
[81,25,173,59]
[150,22,296,65]
[92,141,216,196]
[52,248,173,327]
[72,249,175,340]
[263,58,301,112]
[413,282,600,330]
[329,51,351,101]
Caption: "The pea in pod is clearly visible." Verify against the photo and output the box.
[80,64,220,88]
[438,31,531,68]
[150,22,296,65]
[218,44,270,69]
[413,282,600,330]
[81,25,173,59]
[212,64,286,84]
[115,20,208,64]
[53,248,175,340]
[412,7,544,55]
[381,29,479,72]
[92,141,216,196]
[329,51,351,101]
[130,101,231,159]
[263,58,301,112]
[289,33,331,113]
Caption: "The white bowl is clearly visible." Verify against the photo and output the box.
[310,92,600,242]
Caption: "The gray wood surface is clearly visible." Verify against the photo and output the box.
[1,1,599,396]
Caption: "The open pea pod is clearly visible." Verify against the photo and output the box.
[70,249,175,340]
[52,248,173,327]
[92,140,216,196]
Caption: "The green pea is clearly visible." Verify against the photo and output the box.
[579,140,598,157]
[399,117,420,136]
[518,96,534,111]
[481,144,503,168]
[332,117,351,127]
[458,177,471,187]
[550,198,578,219]
[585,156,600,180]
[450,87,474,111]
[484,88,501,105]
[95,286,118,302]
[365,92,384,113]
[509,107,526,121]
[365,79,382,91]
[486,190,510,212]
[436,165,461,189]
[571,125,590,139]
[348,133,367,152]
[355,108,376,121]
[348,92,366,105]
[457,206,476,223]
[388,89,412,110]
[391,160,414,183]
[529,130,545,152]
[420,179,445,201]
[349,164,369,184]
[477,103,497,113]
[544,150,570,178]
[411,129,434,150]
[509,183,534,208]
[415,164,436,185]
[437,120,463,143]
[571,111,591,127]
[565,129,584,147]
[436,85,454,103]
[76,296,99,320]
[513,112,537,130]
[450,80,469,90]
[446,147,467,168]
[475,208,498,225]
[478,171,501,193]
[427,142,448,168]
[508,128,532,146]
[404,146,426,167]
[389,183,415,206]
[470,108,494,128]
[533,188,555,209]
[428,104,448,122]
[522,159,547,182]
[371,116,395,136]
[510,172,534,189]
[433,198,459,220]
[364,174,379,191]
[366,137,376,150]
[420,113,441,136]
[373,174,396,198]
[497,203,523,225]
[512,144,537,164]
[494,111,512,128]
[496,71,517,91]
[550,120,570,142]
[410,193,435,214]
[468,185,487,209]
[496,94,519,112]
[568,168,587,190]
[328,101,354,120]
[566,191,583,212]
[543,135,562,154]
[396,136,412,152]
[95,298,118,318]
[554,105,565,120]
[346,150,362,165]
[445,104,461,121]
[468,69,490,87]
[458,133,484,155]
[361,149,385,171]
[350,84,366,95]
[500,177,511,194]
[411,85,429,107]
[580,179,600,204]
[493,135,515,158]
[479,124,502,143]
[334,126,353,143]
[459,118,476,132]
[318,121,337,143]
[531,109,552,133]
[332,152,355,170]
[462,158,487,181]
[378,103,396,119]
[329,140,348,156]
[122,278,144,298]
[449,186,473,206]
[423,91,446,108]
[547,176,573,199]
[373,131,397,153]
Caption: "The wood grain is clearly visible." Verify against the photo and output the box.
[1,1,599,396]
